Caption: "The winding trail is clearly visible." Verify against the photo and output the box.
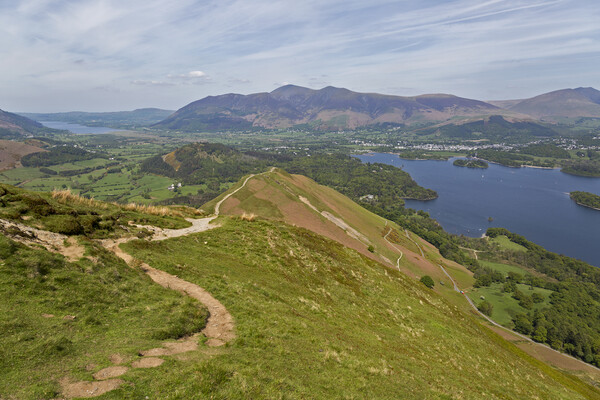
[62,170,266,398]
[458,246,482,260]
[405,229,425,257]
[383,227,403,271]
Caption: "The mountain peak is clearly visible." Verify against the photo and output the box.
[270,84,316,99]
[508,87,600,118]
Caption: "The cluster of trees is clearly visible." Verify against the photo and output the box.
[418,115,557,140]
[486,228,600,285]
[562,160,600,177]
[141,143,438,207]
[453,159,488,168]
[512,286,600,365]
[141,143,270,206]
[466,149,533,168]
[570,191,600,210]
[395,150,449,160]
[520,143,570,158]
[21,146,107,167]
[484,227,600,366]
[281,154,437,202]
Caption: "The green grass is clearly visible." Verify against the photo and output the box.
[479,260,529,276]
[0,183,195,238]
[468,283,553,326]
[0,235,208,400]
[116,217,595,399]
[491,235,528,252]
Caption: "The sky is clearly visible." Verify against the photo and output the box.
[1,0,599,112]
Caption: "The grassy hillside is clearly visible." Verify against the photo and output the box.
[0,232,207,400]
[121,217,598,399]
[2,181,599,398]
[202,168,464,294]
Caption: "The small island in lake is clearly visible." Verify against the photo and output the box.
[570,191,600,211]
[453,158,489,169]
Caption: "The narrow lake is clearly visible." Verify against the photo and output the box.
[354,153,600,267]
[39,121,121,134]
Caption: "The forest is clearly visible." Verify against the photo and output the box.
[140,143,438,207]
[21,146,107,167]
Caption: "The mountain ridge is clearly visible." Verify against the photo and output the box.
[493,87,600,120]
[153,84,501,131]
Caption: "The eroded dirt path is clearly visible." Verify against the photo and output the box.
[60,171,267,397]
[0,219,85,261]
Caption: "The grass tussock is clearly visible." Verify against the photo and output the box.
[122,202,175,216]
[240,212,256,221]
[52,188,201,218]
[51,189,108,209]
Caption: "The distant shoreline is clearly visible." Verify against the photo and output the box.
[522,164,559,170]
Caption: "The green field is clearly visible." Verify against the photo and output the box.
[479,260,529,276]
[491,235,528,252]
[468,283,553,326]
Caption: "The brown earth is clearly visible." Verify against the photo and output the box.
[0,219,85,261]
[131,357,164,368]
[61,379,124,399]
[0,139,45,170]
[92,366,129,380]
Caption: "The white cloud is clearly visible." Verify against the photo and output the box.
[1,0,599,111]
[187,70,206,78]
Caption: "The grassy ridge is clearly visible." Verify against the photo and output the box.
[119,217,595,399]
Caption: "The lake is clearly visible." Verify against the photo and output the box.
[354,153,600,267]
[40,121,122,134]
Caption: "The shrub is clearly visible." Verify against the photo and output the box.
[420,275,434,289]
[44,215,84,235]
[477,300,493,316]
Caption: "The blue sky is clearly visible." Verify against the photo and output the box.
[1,0,599,112]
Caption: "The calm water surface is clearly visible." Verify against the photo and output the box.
[355,153,600,267]
[40,121,121,134]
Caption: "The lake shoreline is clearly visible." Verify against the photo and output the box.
[354,152,600,267]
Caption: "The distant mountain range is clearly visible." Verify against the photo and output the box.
[153,85,600,132]
[4,86,599,135]
[21,108,174,129]
[154,85,501,131]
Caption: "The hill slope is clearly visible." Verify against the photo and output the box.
[122,176,597,398]
[1,181,598,398]
[153,85,500,131]
[507,87,600,120]
[203,168,463,287]
[0,108,53,139]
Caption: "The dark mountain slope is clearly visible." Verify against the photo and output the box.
[0,109,50,138]
[154,85,500,131]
